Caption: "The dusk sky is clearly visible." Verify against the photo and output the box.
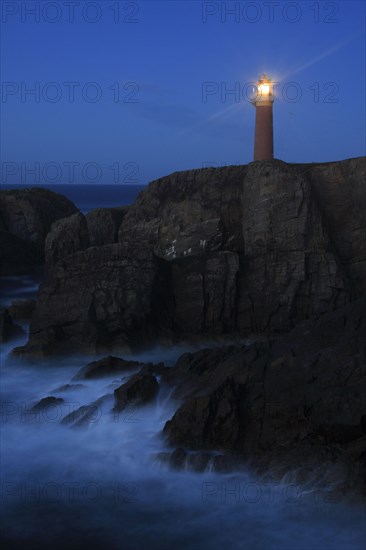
[1,0,365,186]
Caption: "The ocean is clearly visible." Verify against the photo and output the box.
[1,184,146,214]
[1,185,365,549]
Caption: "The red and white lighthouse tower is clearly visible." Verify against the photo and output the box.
[252,75,274,161]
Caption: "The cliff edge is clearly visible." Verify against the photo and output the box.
[16,157,365,356]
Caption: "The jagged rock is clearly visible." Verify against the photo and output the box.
[61,395,110,427]
[164,377,247,452]
[163,298,366,494]
[73,355,144,380]
[114,373,159,411]
[14,243,171,356]
[86,207,128,246]
[8,299,36,322]
[32,396,64,411]
[118,165,245,256]
[17,157,366,354]
[0,308,25,343]
[45,212,89,271]
[0,187,78,274]
[61,404,94,427]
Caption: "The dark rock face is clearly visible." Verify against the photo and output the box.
[0,231,41,275]
[18,158,365,354]
[73,355,143,380]
[304,159,366,299]
[0,309,25,343]
[45,212,90,271]
[14,244,170,356]
[119,165,245,337]
[86,207,128,246]
[239,161,349,332]
[114,373,159,411]
[163,298,366,494]
[0,187,78,274]
[165,377,247,452]
[8,299,36,322]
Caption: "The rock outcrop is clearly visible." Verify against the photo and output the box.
[73,355,146,380]
[7,158,366,495]
[15,243,171,356]
[86,206,128,246]
[61,395,111,428]
[32,396,65,411]
[113,373,159,411]
[45,212,89,271]
[163,297,366,494]
[0,187,78,274]
[16,157,365,355]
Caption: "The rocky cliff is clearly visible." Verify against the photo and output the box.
[162,297,366,494]
[16,157,365,356]
[8,157,366,494]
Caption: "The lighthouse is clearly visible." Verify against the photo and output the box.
[252,75,274,161]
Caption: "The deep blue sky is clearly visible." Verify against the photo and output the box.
[1,0,365,186]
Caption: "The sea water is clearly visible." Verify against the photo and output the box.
[1,325,365,549]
